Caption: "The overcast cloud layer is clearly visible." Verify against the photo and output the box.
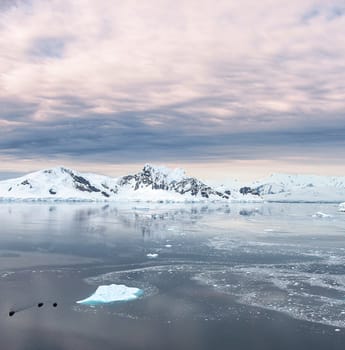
[0,0,345,176]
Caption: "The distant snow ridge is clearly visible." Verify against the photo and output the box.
[241,173,345,203]
[0,164,239,202]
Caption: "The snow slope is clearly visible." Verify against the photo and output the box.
[246,173,345,202]
[0,167,118,201]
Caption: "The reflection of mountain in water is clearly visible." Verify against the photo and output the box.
[0,203,245,259]
[120,205,233,238]
[0,203,265,240]
[5,202,333,244]
[239,208,262,216]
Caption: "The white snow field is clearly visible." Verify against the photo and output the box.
[250,173,345,202]
[76,284,143,305]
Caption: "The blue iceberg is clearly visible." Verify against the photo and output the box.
[77,284,143,305]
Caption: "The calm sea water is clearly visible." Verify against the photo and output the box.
[1,202,345,349]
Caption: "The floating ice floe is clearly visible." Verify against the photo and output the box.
[339,203,345,212]
[76,284,143,305]
[312,212,333,218]
[146,253,158,258]
[165,244,172,248]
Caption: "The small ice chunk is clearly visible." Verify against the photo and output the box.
[146,253,158,259]
[165,244,172,248]
[335,328,341,332]
[312,212,332,218]
[76,284,143,305]
[339,203,345,212]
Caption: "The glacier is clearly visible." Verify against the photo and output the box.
[76,284,143,305]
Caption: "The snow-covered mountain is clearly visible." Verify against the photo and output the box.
[0,167,118,201]
[1,166,345,203]
[240,173,345,203]
[118,164,232,200]
[0,164,252,202]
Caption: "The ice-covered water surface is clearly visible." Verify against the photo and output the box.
[1,202,345,330]
[74,202,345,327]
[196,208,345,328]
[82,257,345,326]
[193,249,345,328]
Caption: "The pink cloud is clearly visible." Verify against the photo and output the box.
[0,0,345,176]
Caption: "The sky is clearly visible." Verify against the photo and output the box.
[0,0,345,182]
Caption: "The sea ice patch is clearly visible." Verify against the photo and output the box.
[339,203,345,212]
[312,212,332,218]
[76,284,143,305]
[146,253,159,258]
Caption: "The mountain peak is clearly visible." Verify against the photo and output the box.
[141,164,186,183]
[118,164,231,200]
[42,166,74,175]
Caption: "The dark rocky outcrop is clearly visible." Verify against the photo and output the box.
[20,180,32,189]
[239,186,260,196]
[61,168,101,193]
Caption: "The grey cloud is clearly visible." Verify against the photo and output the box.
[301,3,345,23]
[1,106,344,164]
[301,8,320,22]
[326,5,345,20]
[29,37,65,58]
[0,171,25,180]
[0,99,38,121]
